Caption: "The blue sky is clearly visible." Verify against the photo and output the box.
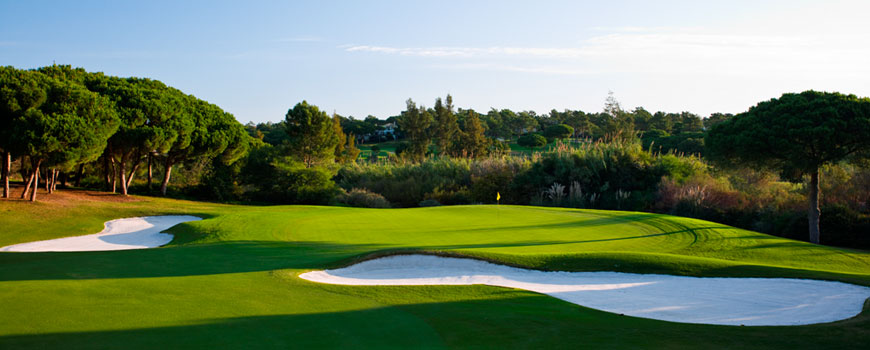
[2,0,869,123]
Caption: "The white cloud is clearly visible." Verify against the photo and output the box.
[343,29,870,77]
[429,63,596,75]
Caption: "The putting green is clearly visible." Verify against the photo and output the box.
[1,195,868,349]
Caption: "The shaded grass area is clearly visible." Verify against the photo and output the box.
[1,192,869,349]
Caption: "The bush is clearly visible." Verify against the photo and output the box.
[419,199,441,207]
[543,124,574,141]
[512,138,664,210]
[338,188,391,208]
[336,158,472,207]
[425,186,472,205]
[470,157,530,204]
[820,204,870,248]
[517,133,547,149]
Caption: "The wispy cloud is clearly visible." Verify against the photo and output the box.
[344,33,821,60]
[342,29,870,77]
[429,63,595,76]
[345,45,591,58]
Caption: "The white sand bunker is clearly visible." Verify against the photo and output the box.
[300,254,870,326]
[0,216,201,252]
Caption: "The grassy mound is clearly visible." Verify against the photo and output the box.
[1,191,868,349]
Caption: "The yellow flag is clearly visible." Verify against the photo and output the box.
[496,192,501,201]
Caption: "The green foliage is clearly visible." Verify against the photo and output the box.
[643,131,705,156]
[2,67,119,187]
[396,99,432,162]
[517,133,547,149]
[707,90,870,243]
[512,139,673,209]
[470,157,530,204]
[338,188,391,208]
[543,124,574,141]
[432,95,459,156]
[336,158,472,207]
[0,66,47,156]
[452,110,489,158]
[238,142,338,204]
[284,101,339,168]
[707,91,870,173]
[264,156,338,204]
[245,121,289,145]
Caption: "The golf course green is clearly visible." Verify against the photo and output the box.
[1,192,868,349]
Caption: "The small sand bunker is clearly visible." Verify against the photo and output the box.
[300,254,870,326]
[0,216,201,252]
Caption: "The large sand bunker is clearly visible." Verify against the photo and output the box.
[0,216,201,252]
[300,254,870,326]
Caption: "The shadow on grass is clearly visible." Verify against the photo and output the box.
[0,295,867,350]
[0,241,384,281]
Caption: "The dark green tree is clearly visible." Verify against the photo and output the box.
[93,77,183,196]
[517,133,547,150]
[706,91,870,244]
[543,124,574,141]
[0,67,46,199]
[160,94,248,195]
[333,114,360,163]
[455,110,489,158]
[704,112,734,129]
[432,95,459,156]
[284,101,339,168]
[13,71,118,201]
[397,99,432,162]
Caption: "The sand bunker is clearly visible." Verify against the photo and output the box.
[0,216,201,252]
[300,254,870,326]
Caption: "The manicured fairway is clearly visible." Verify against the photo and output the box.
[1,191,868,349]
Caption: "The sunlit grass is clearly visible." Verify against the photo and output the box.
[0,193,868,349]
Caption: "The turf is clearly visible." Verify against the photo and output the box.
[1,190,868,349]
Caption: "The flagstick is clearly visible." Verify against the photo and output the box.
[496,194,500,221]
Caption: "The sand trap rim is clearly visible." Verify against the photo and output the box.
[301,249,870,288]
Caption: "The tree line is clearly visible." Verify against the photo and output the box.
[0,65,249,201]
[4,65,870,246]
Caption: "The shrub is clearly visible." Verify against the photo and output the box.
[543,124,574,141]
[339,188,391,208]
[425,186,472,205]
[517,133,547,149]
[470,157,530,204]
[336,158,471,207]
[419,199,441,207]
[512,138,663,210]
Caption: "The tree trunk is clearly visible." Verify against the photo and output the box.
[125,160,141,191]
[808,169,821,244]
[2,151,9,199]
[52,169,60,192]
[30,159,41,202]
[147,154,153,191]
[44,168,50,192]
[47,168,55,194]
[20,167,33,199]
[160,159,173,196]
[60,170,67,189]
[75,163,84,187]
[148,154,154,192]
[110,157,117,193]
[119,155,128,196]
[104,155,112,191]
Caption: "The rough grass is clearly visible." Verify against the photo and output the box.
[1,190,868,349]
